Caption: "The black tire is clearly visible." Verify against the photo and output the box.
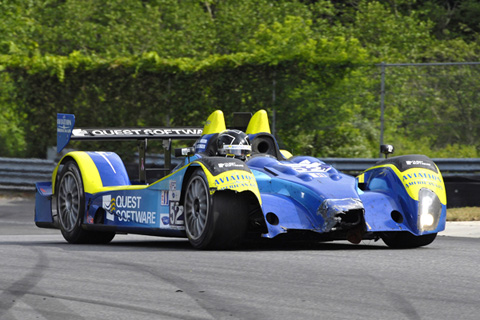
[381,232,437,249]
[184,169,248,249]
[57,161,115,244]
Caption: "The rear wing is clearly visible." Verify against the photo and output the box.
[57,113,203,152]
[57,113,203,182]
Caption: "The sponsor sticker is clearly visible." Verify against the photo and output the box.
[169,202,185,229]
[218,162,245,169]
[403,170,443,190]
[101,194,156,225]
[405,160,432,167]
[161,191,169,206]
[89,128,202,136]
[72,129,89,137]
[159,214,169,228]
[214,173,257,190]
[57,117,73,133]
[169,190,180,202]
[310,172,328,178]
[102,195,115,221]
[285,161,332,173]
[400,168,446,204]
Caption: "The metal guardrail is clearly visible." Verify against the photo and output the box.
[0,157,55,191]
[1,156,480,192]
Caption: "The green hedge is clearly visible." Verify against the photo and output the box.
[1,34,370,158]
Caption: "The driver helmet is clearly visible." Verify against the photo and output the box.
[217,130,251,160]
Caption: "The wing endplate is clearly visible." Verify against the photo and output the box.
[57,113,75,153]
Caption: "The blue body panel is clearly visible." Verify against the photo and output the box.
[84,167,188,235]
[85,152,131,187]
[247,155,445,238]
[35,182,53,224]
[249,156,361,237]
[260,193,314,238]
[360,166,447,235]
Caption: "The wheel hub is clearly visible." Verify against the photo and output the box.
[194,198,200,215]
[66,193,73,212]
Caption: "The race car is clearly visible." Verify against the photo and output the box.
[35,110,447,249]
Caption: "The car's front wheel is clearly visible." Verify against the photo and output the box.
[381,232,437,248]
[57,160,115,244]
[184,169,248,249]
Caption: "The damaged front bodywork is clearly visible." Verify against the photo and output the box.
[317,198,364,232]
[248,156,368,240]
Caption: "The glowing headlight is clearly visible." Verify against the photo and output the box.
[417,188,442,232]
[420,212,434,227]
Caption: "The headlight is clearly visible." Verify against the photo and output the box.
[417,188,442,232]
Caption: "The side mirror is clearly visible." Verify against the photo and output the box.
[175,147,195,157]
[380,144,394,158]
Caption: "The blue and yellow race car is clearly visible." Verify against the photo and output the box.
[35,110,447,249]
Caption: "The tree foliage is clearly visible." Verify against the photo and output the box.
[1,0,480,158]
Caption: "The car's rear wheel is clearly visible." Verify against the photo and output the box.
[184,169,248,249]
[381,232,437,248]
[57,161,115,244]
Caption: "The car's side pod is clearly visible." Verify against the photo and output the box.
[358,155,447,235]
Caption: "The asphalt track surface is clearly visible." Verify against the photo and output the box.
[1,196,479,320]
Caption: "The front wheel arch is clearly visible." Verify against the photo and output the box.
[183,168,249,249]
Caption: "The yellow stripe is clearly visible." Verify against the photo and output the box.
[280,149,293,159]
[357,173,365,184]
